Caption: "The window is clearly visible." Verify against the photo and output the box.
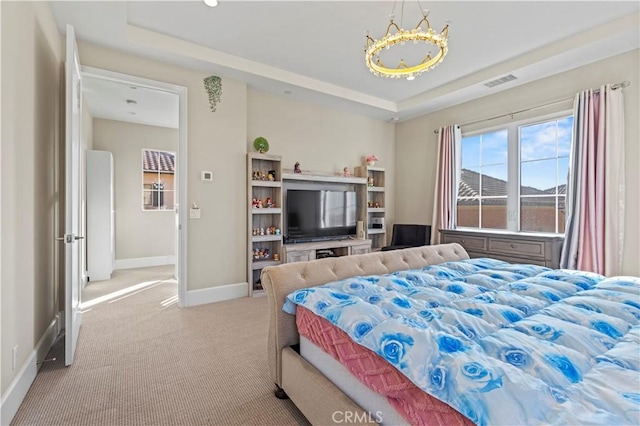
[519,117,572,233]
[142,149,175,211]
[456,114,573,234]
[457,130,508,229]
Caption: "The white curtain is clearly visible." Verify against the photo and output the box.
[560,84,625,275]
[431,125,462,245]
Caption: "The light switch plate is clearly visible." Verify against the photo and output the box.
[190,208,201,219]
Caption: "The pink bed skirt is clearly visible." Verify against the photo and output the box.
[297,306,473,426]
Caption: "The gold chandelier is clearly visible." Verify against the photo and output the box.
[365,2,449,80]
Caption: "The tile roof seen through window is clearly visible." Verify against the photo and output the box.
[458,168,565,206]
[143,150,175,173]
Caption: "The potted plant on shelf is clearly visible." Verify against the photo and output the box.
[365,155,378,167]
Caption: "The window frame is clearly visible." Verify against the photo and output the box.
[141,148,176,212]
[457,110,573,235]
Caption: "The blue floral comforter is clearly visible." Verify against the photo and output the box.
[283,258,640,425]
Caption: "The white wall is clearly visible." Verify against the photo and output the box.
[395,49,640,276]
[92,119,177,261]
[247,89,396,237]
[1,0,62,396]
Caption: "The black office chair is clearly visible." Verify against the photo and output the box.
[381,224,432,251]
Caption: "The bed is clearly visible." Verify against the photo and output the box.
[262,243,640,425]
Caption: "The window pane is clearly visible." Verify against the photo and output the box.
[557,116,573,157]
[459,168,480,198]
[481,164,508,196]
[143,190,154,210]
[521,121,559,161]
[160,190,175,210]
[558,196,566,234]
[521,158,557,193]
[461,135,480,169]
[558,156,569,190]
[481,198,507,229]
[521,196,556,233]
[143,172,161,185]
[457,199,479,227]
[481,130,508,166]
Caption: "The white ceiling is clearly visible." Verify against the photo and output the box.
[83,75,179,128]
[51,1,640,122]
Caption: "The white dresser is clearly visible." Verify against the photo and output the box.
[87,150,115,281]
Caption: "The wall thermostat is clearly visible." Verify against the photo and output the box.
[201,171,213,181]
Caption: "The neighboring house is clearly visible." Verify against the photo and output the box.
[142,149,175,210]
[457,168,566,232]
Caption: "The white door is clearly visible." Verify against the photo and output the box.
[62,24,84,366]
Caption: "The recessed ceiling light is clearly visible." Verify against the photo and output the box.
[284,90,292,95]
[126,99,138,105]
[204,0,218,7]
[391,117,400,122]
[129,86,137,90]
[406,76,415,81]
[128,111,137,115]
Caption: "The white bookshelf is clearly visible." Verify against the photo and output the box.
[247,153,283,296]
[356,166,387,250]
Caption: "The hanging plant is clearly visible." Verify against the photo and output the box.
[203,75,222,112]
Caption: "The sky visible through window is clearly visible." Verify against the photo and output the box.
[462,117,573,191]
[462,129,508,181]
[520,117,572,191]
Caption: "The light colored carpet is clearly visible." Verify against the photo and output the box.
[12,278,309,425]
[83,265,176,303]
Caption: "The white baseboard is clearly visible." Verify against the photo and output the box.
[114,255,175,271]
[1,316,59,425]
[183,282,248,307]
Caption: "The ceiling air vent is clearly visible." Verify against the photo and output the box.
[484,74,517,88]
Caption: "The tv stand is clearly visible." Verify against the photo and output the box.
[283,239,372,263]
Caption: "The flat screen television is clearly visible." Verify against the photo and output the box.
[285,189,357,243]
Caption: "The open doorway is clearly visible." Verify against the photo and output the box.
[79,66,187,308]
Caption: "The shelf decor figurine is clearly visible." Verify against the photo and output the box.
[343,167,351,177]
[294,162,302,174]
[365,154,378,166]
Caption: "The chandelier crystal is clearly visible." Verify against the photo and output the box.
[365,4,449,80]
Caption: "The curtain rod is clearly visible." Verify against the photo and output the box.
[433,80,631,134]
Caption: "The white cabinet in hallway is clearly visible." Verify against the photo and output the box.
[87,150,115,281]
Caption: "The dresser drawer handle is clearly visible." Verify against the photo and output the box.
[460,239,465,244]
[510,244,517,249]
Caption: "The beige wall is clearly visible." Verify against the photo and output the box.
[247,89,396,240]
[395,49,640,276]
[92,119,177,260]
[76,41,248,291]
[1,1,62,395]
[76,41,395,292]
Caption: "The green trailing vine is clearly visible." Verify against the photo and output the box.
[203,75,222,112]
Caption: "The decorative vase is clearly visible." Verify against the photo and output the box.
[367,161,376,167]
